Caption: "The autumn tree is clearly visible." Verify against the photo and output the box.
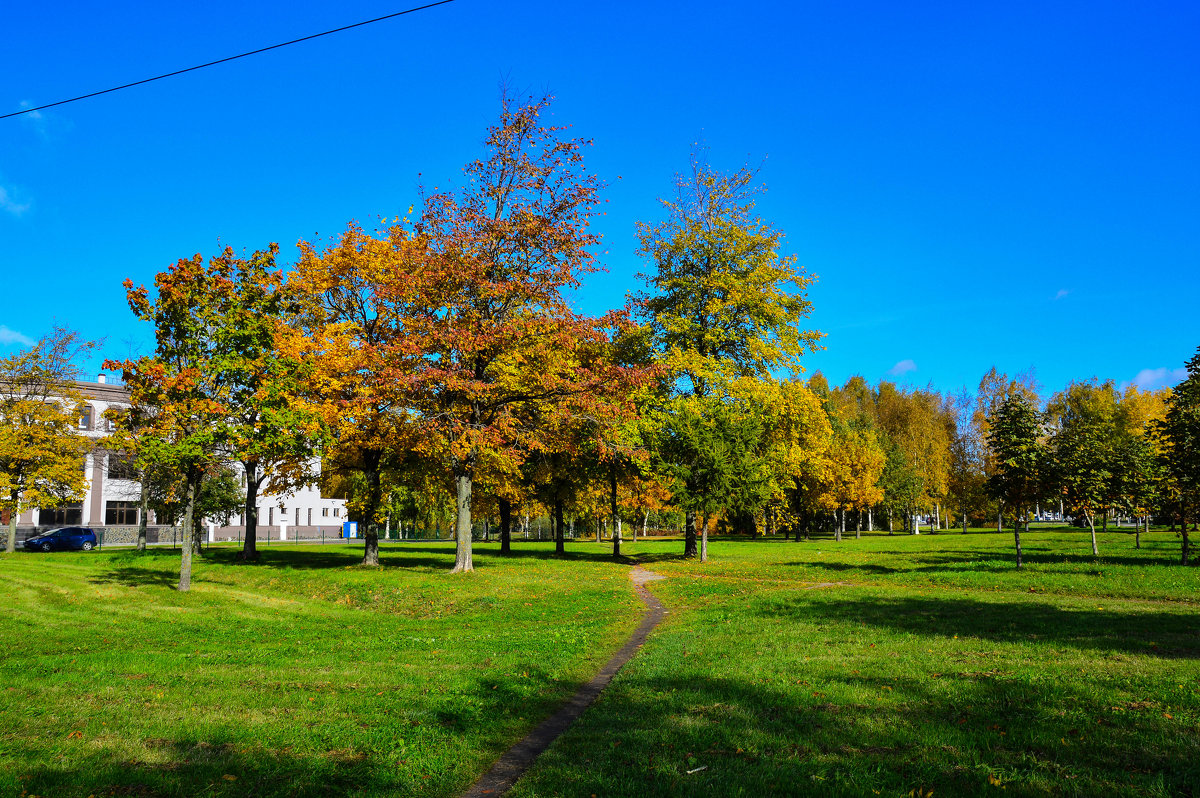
[826,376,886,536]
[107,255,237,591]
[875,384,952,532]
[947,388,986,532]
[401,95,647,573]
[1114,386,1168,547]
[291,96,641,572]
[206,245,328,562]
[985,391,1046,569]
[636,149,820,557]
[817,421,885,541]
[1047,380,1120,556]
[1155,346,1200,565]
[102,402,164,551]
[756,377,831,541]
[973,367,1040,530]
[654,395,770,561]
[1,327,94,554]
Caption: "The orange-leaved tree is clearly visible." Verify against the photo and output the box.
[398,94,644,573]
[107,255,236,591]
[284,222,425,567]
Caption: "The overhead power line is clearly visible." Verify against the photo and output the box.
[1,0,457,121]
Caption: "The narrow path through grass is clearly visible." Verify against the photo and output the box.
[462,567,668,798]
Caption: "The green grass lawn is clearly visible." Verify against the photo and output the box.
[512,529,1200,797]
[0,542,643,797]
[2,528,1197,797]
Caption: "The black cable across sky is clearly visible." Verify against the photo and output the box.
[0,0,457,121]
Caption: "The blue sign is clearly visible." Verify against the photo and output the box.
[342,521,358,538]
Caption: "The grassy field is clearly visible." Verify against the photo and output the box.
[0,543,643,797]
[2,528,1197,797]
[513,528,1200,797]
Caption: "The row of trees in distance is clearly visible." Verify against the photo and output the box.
[3,96,1198,588]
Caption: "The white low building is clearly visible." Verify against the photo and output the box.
[15,376,347,543]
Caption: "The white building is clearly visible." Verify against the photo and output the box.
[14,376,346,543]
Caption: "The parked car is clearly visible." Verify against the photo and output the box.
[23,527,98,552]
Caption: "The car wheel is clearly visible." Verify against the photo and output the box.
[40,542,52,552]
[81,541,95,551]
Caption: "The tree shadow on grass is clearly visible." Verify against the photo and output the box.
[466,544,688,567]
[6,735,431,798]
[88,566,181,588]
[102,547,185,561]
[787,547,1185,576]
[515,667,1200,798]
[756,593,1200,659]
[110,541,690,576]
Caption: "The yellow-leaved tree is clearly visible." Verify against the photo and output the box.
[1,327,95,553]
[636,148,822,560]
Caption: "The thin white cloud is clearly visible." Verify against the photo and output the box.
[1121,367,1188,392]
[1054,289,1069,300]
[0,185,30,216]
[888,359,917,377]
[0,325,35,346]
[18,100,43,121]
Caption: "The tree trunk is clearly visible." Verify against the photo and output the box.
[450,473,474,573]
[856,509,862,540]
[1012,514,1023,570]
[361,450,382,567]
[640,510,647,542]
[499,498,512,555]
[611,468,621,559]
[179,470,198,591]
[1181,503,1189,566]
[684,510,698,557]
[241,461,261,560]
[888,508,894,534]
[834,509,843,542]
[187,471,204,555]
[868,507,873,533]
[5,491,18,554]
[1102,511,1108,534]
[997,505,1003,533]
[1089,514,1099,557]
[554,499,565,555]
[700,514,709,562]
[1135,514,1142,549]
[962,511,968,534]
[137,477,149,552]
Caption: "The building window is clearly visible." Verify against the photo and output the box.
[41,504,83,526]
[105,501,139,525]
[268,507,274,526]
[107,453,138,481]
[295,508,300,526]
[307,508,312,525]
[334,508,340,518]
[322,508,329,517]
[78,407,92,430]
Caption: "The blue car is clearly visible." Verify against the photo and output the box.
[23,527,98,552]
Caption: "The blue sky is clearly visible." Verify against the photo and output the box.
[2,0,1197,400]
